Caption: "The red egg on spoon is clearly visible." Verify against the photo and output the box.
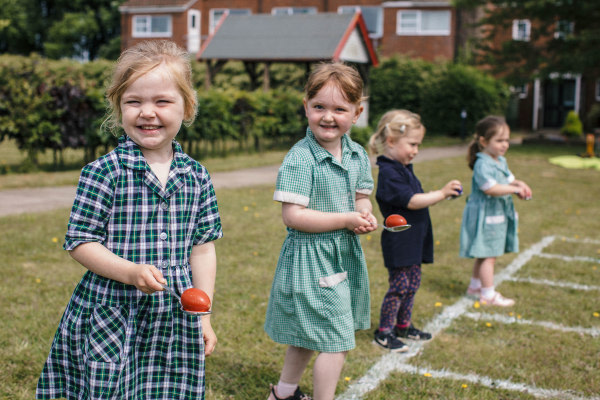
[383,214,411,232]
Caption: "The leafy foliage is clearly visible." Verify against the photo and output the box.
[454,0,600,82]
[560,110,583,137]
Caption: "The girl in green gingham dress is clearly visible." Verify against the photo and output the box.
[36,41,222,399]
[265,63,377,400]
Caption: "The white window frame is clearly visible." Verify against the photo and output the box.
[209,8,251,34]
[396,10,451,36]
[595,79,600,101]
[271,7,317,15]
[132,15,172,38]
[338,5,383,38]
[512,19,531,41]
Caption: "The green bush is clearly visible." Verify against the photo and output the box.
[561,110,583,137]
[420,63,509,136]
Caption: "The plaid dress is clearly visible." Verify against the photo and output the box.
[36,136,222,399]
[265,128,373,353]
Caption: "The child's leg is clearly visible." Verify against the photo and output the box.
[395,265,421,328]
[477,257,515,306]
[313,351,347,400]
[378,267,410,332]
[477,257,495,290]
[467,258,484,294]
[273,346,313,398]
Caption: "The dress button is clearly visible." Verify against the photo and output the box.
[160,260,169,268]
[160,202,168,210]
[159,232,168,240]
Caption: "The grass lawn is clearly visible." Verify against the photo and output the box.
[1,143,598,399]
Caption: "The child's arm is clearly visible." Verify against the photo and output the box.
[281,202,375,233]
[407,180,462,210]
[354,193,377,234]
[69,242,166,293]
[190,241,217,356]
[484,180,532,199]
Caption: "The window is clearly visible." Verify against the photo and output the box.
[396,10,451,36]
[132,15,172,38]
[596,79,600,101]
[338,6,383,38]
[510,84,528,99]
[554,20,574,39]
[271,7,317,15]
[512,19,531,41]
[209,8,251,34]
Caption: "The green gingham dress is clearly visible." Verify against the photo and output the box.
[36,136,222,399]
[265,128,374,352]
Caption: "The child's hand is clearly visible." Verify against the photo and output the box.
[513,180,532,200]
[346,211,376,234]
[441,180,463,199]
[129,264,167,294]
[202,317,217,356]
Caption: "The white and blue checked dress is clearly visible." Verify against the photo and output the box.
[265,129,373,353]
[36,136,222,399]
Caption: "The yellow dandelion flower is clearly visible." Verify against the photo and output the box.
[593,312,599,318]
[561,237,567,241]
[243,206,249,212]
[435,240,440,245]
[366,235,372,241]
[52,237,59,243]
[254,212,260,218]
[252,202,257,207]
[593,266,598,271]
[574,234,579,239]
[344,377,351,382]
[423,373,432,378]
[462,384,468,389]
[486,322,492,327]
[252,251,258,256]
[517,314,522,319]
[434,302,442,307]
[508,312,514,317]
[473,301,480,309]
[35,278,41,283]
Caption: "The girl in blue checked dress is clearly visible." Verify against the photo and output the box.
[265,63,377,400]
[368,110,462,352]
[460,116,531,307]
[36,40,222,399]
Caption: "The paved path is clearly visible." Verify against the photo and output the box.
[0,144,468,217]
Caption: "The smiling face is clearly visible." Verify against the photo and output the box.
[303,82,362,151]
[480,124,510,160]
[385,127,425,166]
[120,63,185,158]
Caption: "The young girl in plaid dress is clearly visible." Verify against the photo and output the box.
[36,40,222,399]
[264,63,377,400]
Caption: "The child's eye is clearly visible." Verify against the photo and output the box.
[124,100,139,104]
[314,104,324,110]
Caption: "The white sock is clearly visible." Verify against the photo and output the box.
[481,286,495,299]
[469,277,481,289]
[276,381,297,398]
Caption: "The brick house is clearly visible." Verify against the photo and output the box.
[119,0,599,132]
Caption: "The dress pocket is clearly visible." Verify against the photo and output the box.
[318,271,352,318]
[87,304,128,364]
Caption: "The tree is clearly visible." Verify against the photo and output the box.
[0,0,123,60]
[454,0,600,84]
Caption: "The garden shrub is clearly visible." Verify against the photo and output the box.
[561,110,583,137]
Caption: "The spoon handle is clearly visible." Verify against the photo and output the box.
[162,284,181,301]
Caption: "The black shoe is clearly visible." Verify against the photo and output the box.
[268,384,312,400]
[394,324,432,341]
[373,329,408,352]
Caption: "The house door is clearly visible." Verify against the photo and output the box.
[187,10,201,53]
[543,78,575,127]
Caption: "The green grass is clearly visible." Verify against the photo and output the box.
[1,144,599,399]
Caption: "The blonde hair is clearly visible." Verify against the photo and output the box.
[104,40,197,134]
[467,115,508,169]
[305,62,365,105]
[368,109,425,155]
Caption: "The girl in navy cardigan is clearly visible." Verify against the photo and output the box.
[368,110,462,352]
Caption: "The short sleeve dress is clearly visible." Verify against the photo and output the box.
[459,152,518,258]
[36,136,223,399]
[264,128,374,353]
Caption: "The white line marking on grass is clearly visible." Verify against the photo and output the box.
[559,237,600,245]
[393,364,595,400]
[507,276,600,292]
[538,253,600,263]
[464,311,600,337]
[337,236,556,400]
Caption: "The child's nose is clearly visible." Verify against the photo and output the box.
[140,105,156,118]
